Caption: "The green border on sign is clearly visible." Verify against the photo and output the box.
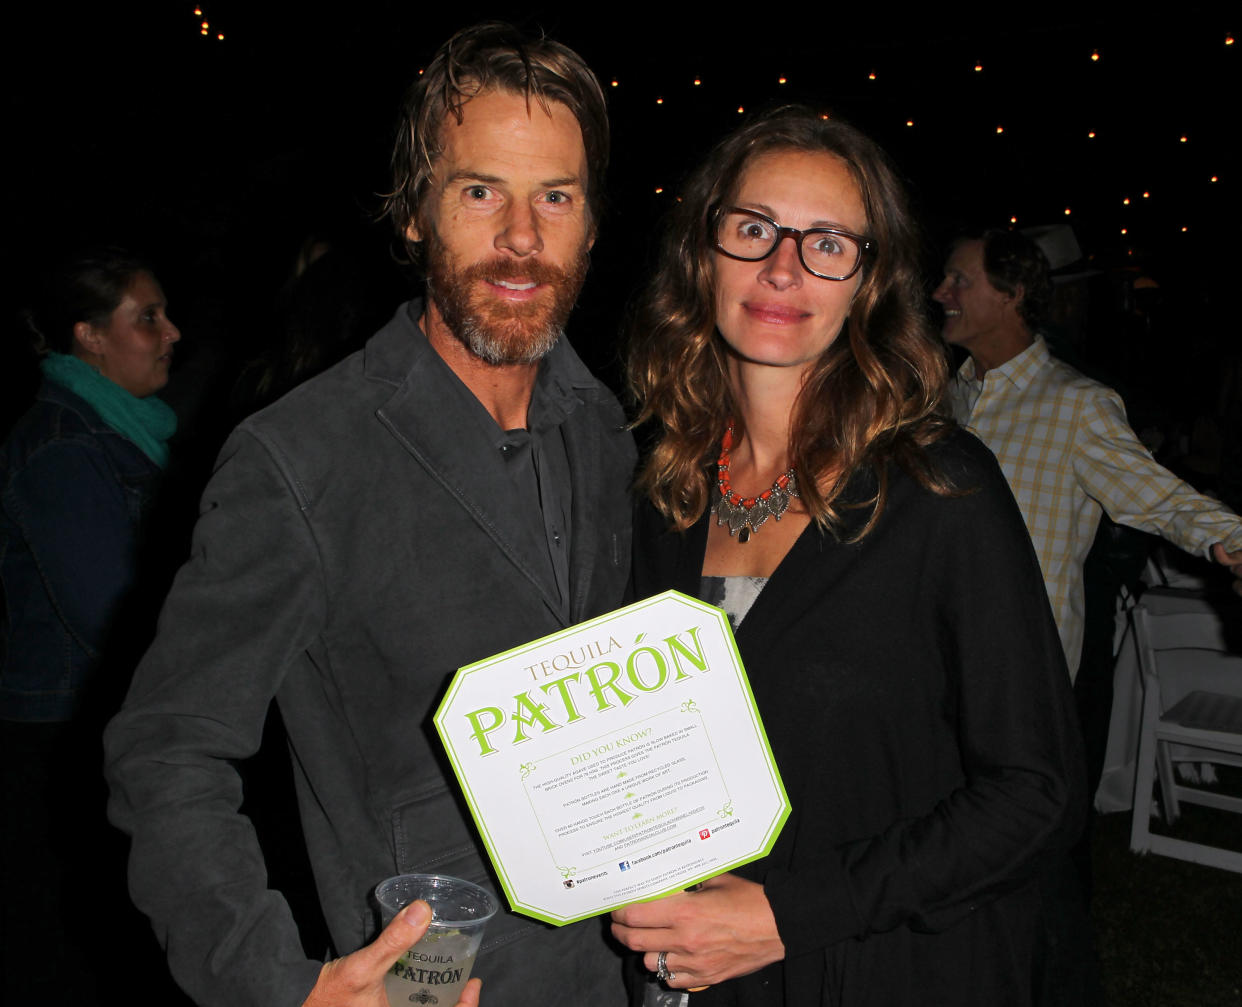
[433,589,790,925]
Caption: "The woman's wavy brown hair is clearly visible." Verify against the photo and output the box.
[628,106,954,540]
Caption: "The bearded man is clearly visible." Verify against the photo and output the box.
[105,24,634,1007]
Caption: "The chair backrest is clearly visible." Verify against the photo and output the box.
[1132,605,1242,711]
[1133,608,1229,652]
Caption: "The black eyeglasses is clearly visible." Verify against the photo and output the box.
[710,205,875,281]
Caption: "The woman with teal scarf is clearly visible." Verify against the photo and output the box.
[1,249,181,1004]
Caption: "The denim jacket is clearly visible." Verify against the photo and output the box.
[0,381,160,721]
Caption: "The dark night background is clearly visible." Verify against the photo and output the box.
[6,4,1239,423]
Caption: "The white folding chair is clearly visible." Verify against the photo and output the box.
[1128,604,1242,872]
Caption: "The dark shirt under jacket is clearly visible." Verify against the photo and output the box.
[632,431,1084,1007]
[105,301,636,1007]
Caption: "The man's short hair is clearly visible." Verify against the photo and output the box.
[384,22,609,258]
[971,228,1053,330]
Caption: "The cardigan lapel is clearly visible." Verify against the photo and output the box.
[660,502,865,657]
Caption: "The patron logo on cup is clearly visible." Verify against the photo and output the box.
[374,874,498,1007]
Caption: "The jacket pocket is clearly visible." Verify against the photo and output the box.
[390,790,549,953]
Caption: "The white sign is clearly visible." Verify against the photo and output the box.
[434,591,790,925]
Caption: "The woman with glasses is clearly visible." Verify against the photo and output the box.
[611,107,1083,1007]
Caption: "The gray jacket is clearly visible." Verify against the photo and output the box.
[105,302,636,1007]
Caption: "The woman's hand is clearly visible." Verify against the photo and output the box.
[610,873,785,989]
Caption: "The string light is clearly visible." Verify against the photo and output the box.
[1010,215,1018,224]
[201,20,208,28]
[868,71,877,80]
[1179,135,1188,143]
[1090,49,1100,61]
[1123,197,1131,205]
[610,79,618,87]
[1121,228,1128,235]
[995,125,1004,134]
[217,32,224,40]
[974,62,983,72]
[693,78,701,86]
[1181,226,1188,232]
[1087,130,1096,138]
[906,119,914,127]
[200,27,208,35]
[655,97,664,105]
[1211,175,1219,182]
[654,187,664,194]
[1226,34,1234,45]
[193,6,202,14]
[1143,191,1151,198]
[1064,207,1072,215]
[778,76,787,84]
[736,106,745,114]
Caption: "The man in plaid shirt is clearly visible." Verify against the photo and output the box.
[934,229,1242,683]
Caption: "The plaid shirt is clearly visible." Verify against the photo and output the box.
[949,337,1242,679]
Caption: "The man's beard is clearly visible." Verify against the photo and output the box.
[424,230,590,366]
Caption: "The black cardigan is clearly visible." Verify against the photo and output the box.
[631,431,1084,1007]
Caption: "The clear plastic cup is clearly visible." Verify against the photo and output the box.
[374,873,498,1007]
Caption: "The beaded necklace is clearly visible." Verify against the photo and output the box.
[711,422,799,543]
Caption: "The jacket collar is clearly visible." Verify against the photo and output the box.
[369,300,605,626]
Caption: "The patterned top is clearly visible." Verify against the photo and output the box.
[699,575,768,632]
[949,337,1242,680]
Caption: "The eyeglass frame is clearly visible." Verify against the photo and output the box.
[709,204,876,281]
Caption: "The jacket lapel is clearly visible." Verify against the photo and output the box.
[372,313,569,625]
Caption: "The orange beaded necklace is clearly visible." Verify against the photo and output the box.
[712,422,799,543]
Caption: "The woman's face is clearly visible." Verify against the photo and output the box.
[85,272,181,397]
[712,149,866,375]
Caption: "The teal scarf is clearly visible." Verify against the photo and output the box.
[40,353,178,469]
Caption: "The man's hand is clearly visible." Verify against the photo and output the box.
[303,900,482,1007]
[1211,542,1242,596]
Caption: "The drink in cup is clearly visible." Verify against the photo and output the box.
[374,873,498,1007]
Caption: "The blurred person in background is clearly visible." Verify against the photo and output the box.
[1,248,182,1004]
